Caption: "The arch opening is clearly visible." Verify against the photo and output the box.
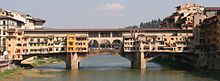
[79,55,131,69]
[88,40,99,48]
[112,39,122,50]
[19,55,67,69]
[100,39,111,48]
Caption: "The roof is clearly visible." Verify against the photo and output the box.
[22,28,192,33]
[30,18,46,22]
[24,28,129,32]
[0,16,24,23]
[205,7,220,11]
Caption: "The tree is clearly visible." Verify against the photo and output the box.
[140,22,144,28]
[126,25,139,29]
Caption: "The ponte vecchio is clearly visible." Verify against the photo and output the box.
[6,28,193,69]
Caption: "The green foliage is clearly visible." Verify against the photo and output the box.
[140,18,163,28]
[0,67,21,79]
[126,25,139,29]
[126,18,164,29]
[32,58,62,66]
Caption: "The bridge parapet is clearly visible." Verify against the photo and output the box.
[88,49,120,55]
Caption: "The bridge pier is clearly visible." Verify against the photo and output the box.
[131,51,147,69]
[66,52,79,70]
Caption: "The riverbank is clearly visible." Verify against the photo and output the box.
[0,66,21,79]
[0,58,62,80]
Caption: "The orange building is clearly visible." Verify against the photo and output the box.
[66,34,77,53]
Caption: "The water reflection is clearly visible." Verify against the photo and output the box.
[80,55,131,70]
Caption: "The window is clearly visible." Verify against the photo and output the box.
[171,38,174,40]
[16,44,22,46]
[69,42,73,45]
[8,44,11,47]
[37,39,40,42]
[3,21,6,25]
[100,32,110,37]
[18,38,20,41]
[3,31,6,35]
[124,38,129,40]
[23,44,27,46]
[30,39,34,41]
[16,49,21,53]
[178,47,181,51]
[61,48,65,51]
[44,38,47,41]
[18,33,22,35]
[112,32,122,37]
[164,38,167,41]
[49,48,53,51]
[89,32,99,37]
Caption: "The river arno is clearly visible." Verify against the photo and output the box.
[2,55,220,81]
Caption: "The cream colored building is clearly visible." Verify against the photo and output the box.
[0,8,45,29]
[164,3,205,29]
[0,8,45,53]
[123,28,193,53]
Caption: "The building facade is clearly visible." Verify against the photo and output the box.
[164,3,205,29]
[195,14,220,70]
[5,28,193,60]
[0,8,45,52]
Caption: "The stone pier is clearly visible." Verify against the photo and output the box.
[131,51,147,69]
[131,41,147,69]
[66,52,79,70]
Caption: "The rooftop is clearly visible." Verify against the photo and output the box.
[30,18,46,22]
[22,28,192,32]
[205,7,220,11]
[0,16,24,23]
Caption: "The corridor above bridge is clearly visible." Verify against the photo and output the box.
[6,28,193,60]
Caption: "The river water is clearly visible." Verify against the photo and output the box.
[2,55,220,81]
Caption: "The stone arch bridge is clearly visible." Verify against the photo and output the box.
[18,48,195,70]
[19,50,144,70]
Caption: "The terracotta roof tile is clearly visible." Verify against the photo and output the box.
[205,7,220,11]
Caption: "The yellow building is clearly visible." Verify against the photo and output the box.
[66,34,77,53]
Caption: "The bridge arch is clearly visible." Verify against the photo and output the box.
[79,55,131,68]
[112,39,122,49]
[88,39,99,48]
[100,39,111,48]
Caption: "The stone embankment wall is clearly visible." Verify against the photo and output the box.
[0,60,11,71]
